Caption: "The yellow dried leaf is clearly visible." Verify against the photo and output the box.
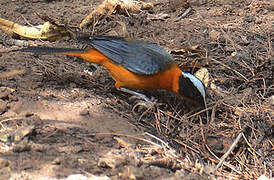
[0,17,69,41]
[113,137,131,148]
[194,68,209,87]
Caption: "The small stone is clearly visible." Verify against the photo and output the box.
[79,109,89,116]
[97,150,128,169]
[31,143,46,152]
[0,87,15,99]
[0,99,7,114]
[0,158,9,169]
[52,158,61,165]
[24,111,34,117]
[231,51,237,57]
[209,30,221,42]
[244,15,255,23]
[203,164,215,175]
[69,83,77,88]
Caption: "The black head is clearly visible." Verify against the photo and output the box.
[178,72,206,107]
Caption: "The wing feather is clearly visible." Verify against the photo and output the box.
[90,37,174,75]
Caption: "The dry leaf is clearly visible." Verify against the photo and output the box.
[170,48,186,55]
[194,67,209,87]
[0,17,69,41]
[0,69,26,79]
[113,137,132,148]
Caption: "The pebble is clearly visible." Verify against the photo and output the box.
[0,158,9,169]
[0,99,7,114]
[0,87,15,99]
[244,15,255,23]
[79,108,89,116]
[209,30,221,42]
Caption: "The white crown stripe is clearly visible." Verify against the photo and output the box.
[182,72,205,99]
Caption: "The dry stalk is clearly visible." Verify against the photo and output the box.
[211,58,248,82]
[215,132,243,171]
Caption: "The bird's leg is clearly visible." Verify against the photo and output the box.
[118,87,153,103]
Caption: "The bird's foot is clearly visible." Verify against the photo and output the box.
[118,88,158,116]
[128,95,158,119]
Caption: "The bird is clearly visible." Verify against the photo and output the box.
[19,35,206,106]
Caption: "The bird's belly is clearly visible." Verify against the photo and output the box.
[112,69,160,90]
[102,61,160,90]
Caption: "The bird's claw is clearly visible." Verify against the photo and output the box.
[130,95,157,115]
[118,87,158,115]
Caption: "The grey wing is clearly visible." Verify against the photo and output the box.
[91,38,174,75]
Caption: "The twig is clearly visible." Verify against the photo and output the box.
[0,117,28,129]
[154,110,162,135]
[21,14,36,28]
[215,132,243,171]
[0,117,27,123]
[39,129,58,141]
[173,138,200,154]
[144,132,169,148]
[211,58,249,82]
[242,133,262,158]
[205,144,241,174]
[174,7,192,22]
[185,106,212,120]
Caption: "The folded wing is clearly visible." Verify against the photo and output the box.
[90,37,174,75]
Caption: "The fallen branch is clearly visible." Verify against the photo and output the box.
[80,0,153,28]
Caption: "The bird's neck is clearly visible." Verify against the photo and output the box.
[158,65,182,93]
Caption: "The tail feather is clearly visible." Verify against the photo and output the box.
[19,46,108,64]
[20,46,87,54]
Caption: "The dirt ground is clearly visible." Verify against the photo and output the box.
[0,0,273,179]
